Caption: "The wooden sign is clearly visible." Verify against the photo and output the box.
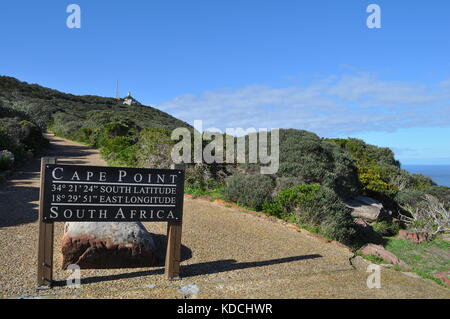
[37,158,185,289]
[42,164,184,222]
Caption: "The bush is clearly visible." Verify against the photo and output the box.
[0,129,15,152]
[395,189,426,209]
[426,186,450,210]
[0,116,46,169]
[0,150,15,170]
[371,221,400,236]
[327,138,400,168]
[102,121,132,138]
[223,173,275,210]
[358,164,398,198]
[236,129,361,200]
[409,174,436,191]
[185,163,223,192]
[263,184,355,243]
[401,194,449,235]
[262,184,321,219]
[100,136,137,166]
[136,128,174,169]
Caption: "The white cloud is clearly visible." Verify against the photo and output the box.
[159,73,450,136]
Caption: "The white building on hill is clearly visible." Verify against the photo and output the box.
[123,92,141,106]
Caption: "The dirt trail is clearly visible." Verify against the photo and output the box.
[0,133,448,299]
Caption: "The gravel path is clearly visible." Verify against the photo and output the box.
[0,134,449,299]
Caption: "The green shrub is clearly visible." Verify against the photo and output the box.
[409,174,436,191]
[371,221,400,236]
[327,138,403,202]
[136,128,174,169]
[102,121,131,138]
[0,129,15,152]
[296,186,355,243]
[263,184,355,243]
[223,173,275,210]
[185,164,223,192]
[100,136,137,166]
[358,164,398,198]
[262,184,321,219]
[0,150,15,170]
[327,138,400,168]
[395,189,426,209]
[0,118,45,167]
[425,186,450,210]
[236,129,361,200]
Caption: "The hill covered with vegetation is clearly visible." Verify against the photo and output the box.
[0,76,189,131]
[0,76,190,168]
[0,76,448,247]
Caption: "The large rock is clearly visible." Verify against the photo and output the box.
[399,230,431,244]
[61,222,159,269]
[360,244,408,267]
[345,196,388,222]
[433,272,450,287]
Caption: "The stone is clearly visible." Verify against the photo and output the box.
[399,230,431,244]
[349,255,371,270]
[144,284,156,289]
[402,272,421,279]
[345,196,389,222]
[61,222,158,269]
[433,272,450,286]
[178,284,200,298]
[360,244,408,267]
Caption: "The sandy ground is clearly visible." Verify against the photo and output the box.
[0,133,449,299]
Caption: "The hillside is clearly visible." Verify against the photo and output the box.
[0,76,448,249]
[0,76,191,169]
[1,133,448,298]
[0,76,189,132]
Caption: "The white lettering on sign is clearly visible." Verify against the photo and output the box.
[45,165,183,222]
[52,167,64,180]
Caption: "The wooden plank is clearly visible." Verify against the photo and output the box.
[37,157,56,289]
[165,221,183,279]
[165,163,185,280]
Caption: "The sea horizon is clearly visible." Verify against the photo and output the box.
[403,164,450,188]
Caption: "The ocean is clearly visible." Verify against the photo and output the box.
[403,165,450,188]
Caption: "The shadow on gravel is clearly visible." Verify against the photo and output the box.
[152,234,193,267]
[0,159,41,228]
[57,254,322,286]
[0,137,102,228]
[181,254,323,277]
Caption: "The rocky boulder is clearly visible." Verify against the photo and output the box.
[399,230,431,244]
[360,244,408,267]
[345,196,389,222]
[61,222,159,269]
[433,272,450,287]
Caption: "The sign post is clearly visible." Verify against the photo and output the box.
[36,159,185,289]
[165,163,185,280]
[37,157,56,289]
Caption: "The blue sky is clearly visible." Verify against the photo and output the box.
[0,0,449,165]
